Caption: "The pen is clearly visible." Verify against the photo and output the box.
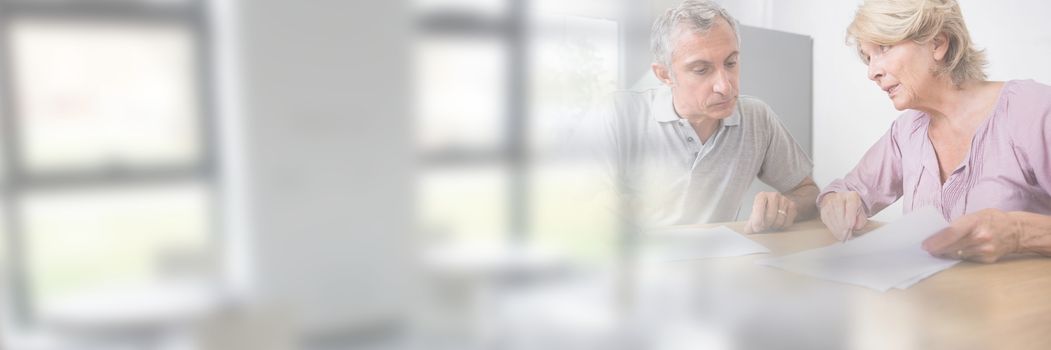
[842,206,861,243]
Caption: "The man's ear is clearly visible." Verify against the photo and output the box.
[932,32,949,62]
[652,62,675,86]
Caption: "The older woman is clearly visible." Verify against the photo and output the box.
[819,0,1051,263]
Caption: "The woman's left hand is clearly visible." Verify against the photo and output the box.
[922,208,1023,263]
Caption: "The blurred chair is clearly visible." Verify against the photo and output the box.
[36,280,221,350]
[418,241,569,347]
[190,303,296,350]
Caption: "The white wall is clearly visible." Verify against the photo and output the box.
[235,0,415,337]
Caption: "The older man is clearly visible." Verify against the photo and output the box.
[577,0,817,232]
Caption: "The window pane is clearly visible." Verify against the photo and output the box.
[529,15,618,156]
[418,166,508,243]
[414,37,508,153]
[529,165,620,261]
[8,18,202,174]
[22,182,211,308]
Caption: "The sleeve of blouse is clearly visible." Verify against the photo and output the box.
[1011,82,1051,197]
[817,121,905,217]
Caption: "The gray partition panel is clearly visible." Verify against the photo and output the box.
[737,25,813,220]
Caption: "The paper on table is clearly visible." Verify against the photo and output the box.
[756,207,960,292]
[893,261,955,290]
[641,226,771,262]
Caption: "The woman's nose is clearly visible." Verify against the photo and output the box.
[867,62,884,81]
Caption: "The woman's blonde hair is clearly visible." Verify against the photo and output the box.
[846,0,987,87]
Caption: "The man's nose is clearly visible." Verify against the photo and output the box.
[713,70,732,95]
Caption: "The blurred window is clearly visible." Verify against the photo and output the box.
[0,0,215,323]
[10,18,201,175]
[413,1,620,256]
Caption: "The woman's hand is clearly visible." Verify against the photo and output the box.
[922,209,1023,263]
[819,191,868,241]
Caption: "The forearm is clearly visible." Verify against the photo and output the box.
[1013,211,1051,256]
[785,181,819,221]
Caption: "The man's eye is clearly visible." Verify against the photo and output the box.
[726,61,737,68]
[693,69,708,75]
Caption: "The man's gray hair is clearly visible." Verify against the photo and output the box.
[651,0,740,67]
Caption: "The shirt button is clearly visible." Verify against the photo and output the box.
[687,137,694,142]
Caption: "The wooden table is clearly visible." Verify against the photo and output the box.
[641,219,1051,350]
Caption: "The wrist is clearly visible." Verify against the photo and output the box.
[817,192,836,208]
[1008,211,1051,256]
[1009,211,1029,254]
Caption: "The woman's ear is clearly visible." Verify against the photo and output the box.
[932,32,949,62]
[652,62,675,86]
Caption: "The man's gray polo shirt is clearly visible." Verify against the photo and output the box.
[579,86,813,227]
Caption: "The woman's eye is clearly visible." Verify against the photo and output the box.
[879,45,890,52]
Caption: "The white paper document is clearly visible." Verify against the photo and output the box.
[642,226,771,262]
[757,207,960,291]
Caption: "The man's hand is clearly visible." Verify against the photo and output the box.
[819,191,868,241]
[745,192,798,233]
